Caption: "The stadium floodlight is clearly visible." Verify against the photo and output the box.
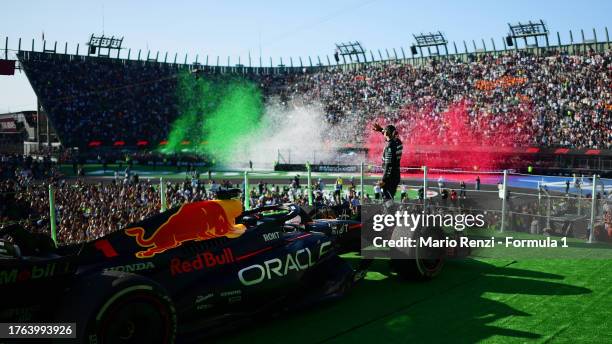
[87,34,124,57]
[334,41,367,63]
[411,32,448,56]
[507,20,549,48]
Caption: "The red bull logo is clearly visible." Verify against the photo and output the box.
[125,200,246,258]
[170,248,235,276]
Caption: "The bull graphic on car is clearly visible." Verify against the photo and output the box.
[125,200,246,258]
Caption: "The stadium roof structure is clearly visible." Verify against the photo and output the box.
[335,41,367,63]
[507,20,550,48]
[1,22,608,70]
[87,34,124,58]
[412,32,448,56]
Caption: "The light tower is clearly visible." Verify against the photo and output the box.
[507,20,550,48]
[86,34,124,58]
[334,41,367,63]
[411,32,448,56]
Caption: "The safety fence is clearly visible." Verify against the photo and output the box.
[3,167,610,246]
[243,164,612,244]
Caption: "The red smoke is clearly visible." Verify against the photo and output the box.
[366,99,535,170]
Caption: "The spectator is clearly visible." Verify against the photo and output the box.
[374,182,381,200]
[400,183,407,202]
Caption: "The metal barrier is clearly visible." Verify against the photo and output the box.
[4,166,611,245]
[360,166,608,243]
[504,172,612,242]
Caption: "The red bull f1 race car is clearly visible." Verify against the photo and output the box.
[0,191,444,344]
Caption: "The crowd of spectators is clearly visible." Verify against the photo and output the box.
[1,166,228,244]
[19,52,179,148]
[18,48,611,152]
[2,178,211,244]
[0,153,498,245]
[287,49,611,149]
[4,152,612,244]
[1,156,363,244]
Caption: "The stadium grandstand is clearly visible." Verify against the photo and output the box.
[15,46,612,149]
[0,24,608,174]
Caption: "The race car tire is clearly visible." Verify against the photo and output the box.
[389,226,444,281]
[54,271,176,344]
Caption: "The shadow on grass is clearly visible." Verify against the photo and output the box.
[211,258,591,344]
[327,258,592,344]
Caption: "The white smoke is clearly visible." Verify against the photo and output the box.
[229,97,348,169]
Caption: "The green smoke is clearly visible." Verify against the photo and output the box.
[161,71,263,165]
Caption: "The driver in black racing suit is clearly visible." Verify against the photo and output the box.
[355,123,403,280]
[374,123,403,201]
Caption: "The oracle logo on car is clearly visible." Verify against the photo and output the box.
[171,248,234,276]
[238,241,331,286]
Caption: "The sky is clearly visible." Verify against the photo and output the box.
[0,0,610,113]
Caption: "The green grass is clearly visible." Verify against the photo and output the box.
[219,257,611,344]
